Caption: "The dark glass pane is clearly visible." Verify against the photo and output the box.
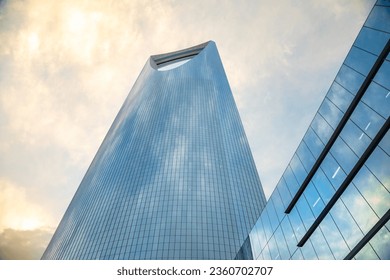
[361,82,390,120]
[354,27,390,56]
[335,65,365,96]
[326,82,354,113]
[344,46,377,76]
[365,6,390,33]
[373,60,390,90]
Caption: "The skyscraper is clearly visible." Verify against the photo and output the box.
[42,41,267,260]
[246,0,390,260]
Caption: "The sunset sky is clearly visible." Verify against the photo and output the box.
[0,0,375,259]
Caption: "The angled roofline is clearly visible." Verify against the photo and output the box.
[150,41,212,70]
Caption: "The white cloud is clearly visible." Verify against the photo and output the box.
[0,178,54,231]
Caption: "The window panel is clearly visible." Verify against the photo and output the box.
[341,183,379,234]
[312,168,335,204]
[297,141,316,172]
[296,196,315,230]
[320,153,347,190]
[303,127,325,160]
[344,46,377,76]
[353,164,390,217]
[318,98,344,129]
[304,182,325,217]
[361,82,389,119]
[365,147,390,193]
[373,60,390,90]
[350,101,385,140]
[369,220,390,260]
[288,207,305,241]
[311,113,334,144]
[330,137,358,174]
[274,226,290,259]
[301,240,318,260]
[326,82,354,113]
[354,27,390,56]
[319,214,350,259]
[379,129,390,155]
[310,229,334,259]
[354,243,379,260]
[335,65,365,96]
[290,154,307,186]
[365,6,390,33]
[291,248,304,260]
[329,200,364,249]
[340,119,371,158]
[282,217,298,257]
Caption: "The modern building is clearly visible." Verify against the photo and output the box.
[42,41,267,259]
[245,0,390,260]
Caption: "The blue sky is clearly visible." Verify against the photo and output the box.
[0,0,375,259]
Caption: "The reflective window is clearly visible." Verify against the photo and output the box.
[329,200,363,249]
[379,129,390,155]
[330,137,358,174]
[365,147,390,193]
[310,229,334,259]
[326,82,354,113]
[344,46,377,76]
[368,220,390,260]
[312,168,335,204]
[361,82,390,119]
[318,98,344,129]
[282,217,298,256]
[335,65,365,96]
[291,248,304,260]
[283,165,300,195]
[341,182,379,234]
[268,235,280,259]
[320,153,347,190]
[310,113,334,144]
[296,141,315,172]
[350,101,385,139]
[355,164,390,217]
[365,5,390,33]
[340,119,371,157]
[319,215,350,259]
[296,196,315,230]
[373,60,390,90]
[290,154,307,186]
[288,207,305,241]
[303,127,325,159]
[300,240,318,260]
[354,243,379,260]
[354,27,390,56]
[273,188,286,222]
[305,182,325,217]
[274,226,290,259]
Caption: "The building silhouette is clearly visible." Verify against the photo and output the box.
[246,0,390,260]
[42,41,267,260]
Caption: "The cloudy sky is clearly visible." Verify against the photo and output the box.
[0,0,375,259]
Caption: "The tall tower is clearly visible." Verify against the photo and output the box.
[42,41,266,259]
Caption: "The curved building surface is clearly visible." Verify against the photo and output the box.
[42,41,266,260]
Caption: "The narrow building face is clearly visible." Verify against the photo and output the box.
[248,1,390,260]
[42,41,266,260]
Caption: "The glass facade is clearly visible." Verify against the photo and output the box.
[42,41,266,260]
[248,0,390,260]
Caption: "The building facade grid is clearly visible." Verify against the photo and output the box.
[248,0,390,260]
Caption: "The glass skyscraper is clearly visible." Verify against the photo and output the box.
[247,0,390,260]
[42,41,267,260]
